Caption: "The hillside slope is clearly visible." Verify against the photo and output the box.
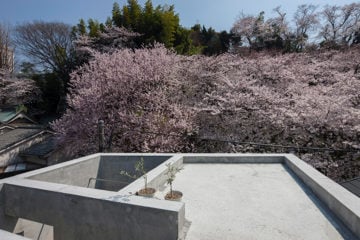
[181,47,360,181]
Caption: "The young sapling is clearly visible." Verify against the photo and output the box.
[120,157,155,196]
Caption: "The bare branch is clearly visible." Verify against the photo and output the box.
[14,21,73,73]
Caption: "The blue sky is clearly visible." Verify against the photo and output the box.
[0,0,358,31]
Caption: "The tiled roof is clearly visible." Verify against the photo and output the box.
[0,128,43,151]
[0,110,16,123]
[0,108,36,125]
[21,137,56,157]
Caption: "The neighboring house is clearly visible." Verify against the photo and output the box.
[0,125,14,135]
[0,106,58,177]
[20,137,64,167]
[0,106,66,178]
[0,127,51,174]
[0,107,37,127]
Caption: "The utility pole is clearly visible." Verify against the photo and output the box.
[98,119,105,152]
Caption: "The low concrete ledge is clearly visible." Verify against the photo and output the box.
[284,154,360,238]
[182,153,285,163]
[0,153,359,239]
[13,153,102,180]
[0,229,31,240]
[1,179,184,240]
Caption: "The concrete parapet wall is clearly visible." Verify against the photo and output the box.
[182,153,285,163]
[1,179,183,240]
[21,153,171,191]
[284,154,360,238]
[0,153,359,239]
[22,154,101,188]
[97,154,171,191]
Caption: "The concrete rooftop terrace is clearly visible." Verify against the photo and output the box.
[165,164,356,240]
[0,153,359,240]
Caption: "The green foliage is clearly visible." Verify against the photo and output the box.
[77,19,87,36]
[109,0,197,54]
[16,104,27,113]
[165,163,183,194]
[88,19,101,37]
[127,1,178,48]
[20,66,62,115]
[112,2,122,26]
[189,24,231,55]
[128,0,142,29]
[74,1,231,55]
[174,27,202,55]
[105,17,113,28]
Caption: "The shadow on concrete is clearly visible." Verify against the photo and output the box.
[284,164,359,240]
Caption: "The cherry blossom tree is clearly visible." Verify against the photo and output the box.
[51,45,195,156]
[73,26,140,65]
[0,69,40,106]
[52,33,360,181]
[231,12,268,50]
[232,7,291,51]
[232,2,360,51]
[180,47,360,181]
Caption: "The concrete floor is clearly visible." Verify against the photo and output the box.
[14,219,53,240]
[10,163,356,240]
[168,164,355,240]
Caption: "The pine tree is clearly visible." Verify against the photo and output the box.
[112,2,122,27]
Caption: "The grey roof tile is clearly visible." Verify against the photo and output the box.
[0,110,16,123]
[21,137,56,157]
[0,128,43,151]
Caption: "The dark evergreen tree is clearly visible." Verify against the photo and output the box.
[87,19,101,37]
[189,24,230,55]
[77,19,87,36]
[75,0,231,55]
[112,2,122,27]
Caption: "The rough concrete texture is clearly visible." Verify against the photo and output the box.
[284,154,360,237]
[14,218,53,240]
[1,153,359,240]
[23,154,101,188]
[22,154,171,191]
[0,229,31,239]
[173,164,357,240]
[2,179,183,240]
[183,154,284,163]
[99,155,171,191]
[0,153,185,240]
